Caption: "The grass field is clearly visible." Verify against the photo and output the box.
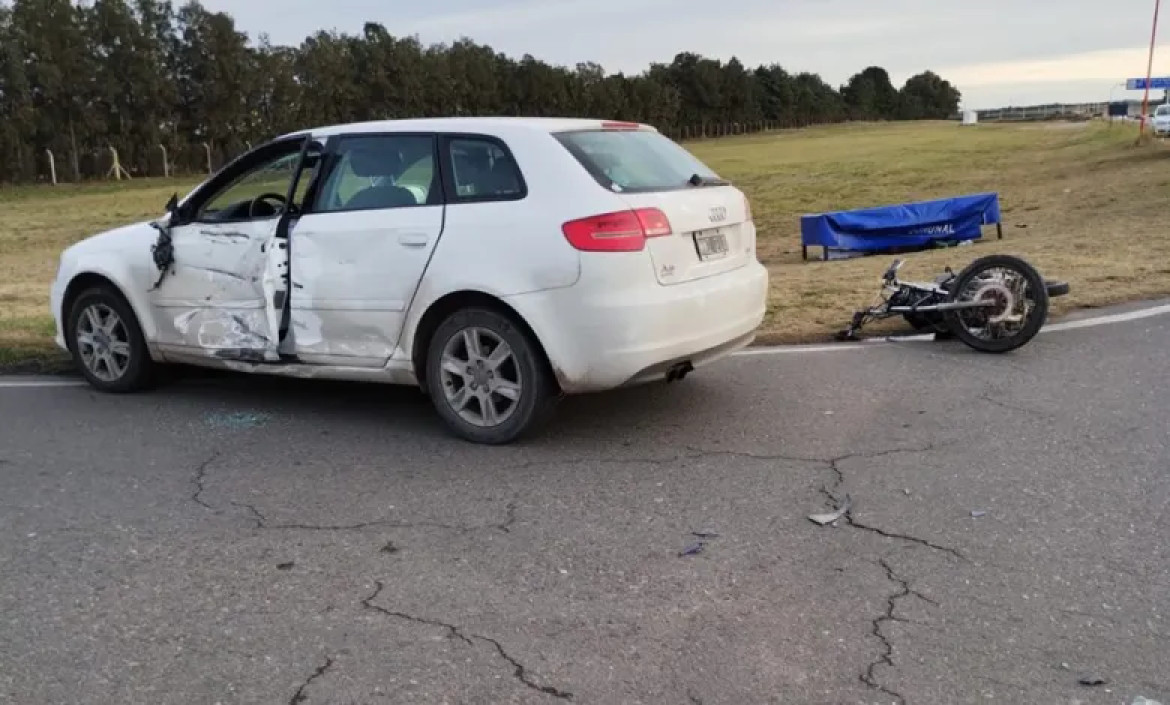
[2,119,1169,369]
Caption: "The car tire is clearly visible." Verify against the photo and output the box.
[424,307,557,445]
[65,285,157,393]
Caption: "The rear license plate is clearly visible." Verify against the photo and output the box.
[694,230,729,260]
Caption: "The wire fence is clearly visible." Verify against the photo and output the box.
[12,116,854,186]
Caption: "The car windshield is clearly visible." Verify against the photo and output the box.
[554,129,721,193]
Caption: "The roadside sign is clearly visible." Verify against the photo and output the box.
[1126,77,1170,90]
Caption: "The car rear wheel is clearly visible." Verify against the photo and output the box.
[424,307,557,444]
[66,285,156,392]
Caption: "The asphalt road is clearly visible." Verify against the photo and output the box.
[2,308,1168,705]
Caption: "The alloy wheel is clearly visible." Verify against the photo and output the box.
[439,327,523,427]
[75,303,132,382]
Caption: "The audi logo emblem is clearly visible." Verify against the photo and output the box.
[709,207,728,222]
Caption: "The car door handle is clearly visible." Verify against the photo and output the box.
[398,232,429,247]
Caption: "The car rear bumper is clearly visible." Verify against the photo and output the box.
[506,260,769,393]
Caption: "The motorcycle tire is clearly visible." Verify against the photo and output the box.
[943,254,1049,354]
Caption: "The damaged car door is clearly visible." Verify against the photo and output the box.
[283,133,446,365]
[149,138,322,362]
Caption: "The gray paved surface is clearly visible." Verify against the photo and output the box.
[2,311,1169,705]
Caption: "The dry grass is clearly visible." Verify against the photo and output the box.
[0,176,203,366]
[2,120,1169,366]
[684,120,1170,343]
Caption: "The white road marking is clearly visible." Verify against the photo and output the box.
[736,302,1170,357]
[0,380,86,388]
[735,339,908,356]
[2,304,1169,389]
[1039,303,1170,333]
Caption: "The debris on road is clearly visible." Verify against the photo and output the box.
[1077,675,1107,686]
[207,411,271,430]
[691,529,720,539]
[1132,698,1164,705]
[808,495,852,526]
[276,562,294,570]
[970,510,988,518]
[679,542,705,557]
[380,541,399,554]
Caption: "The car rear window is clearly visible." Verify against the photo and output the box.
[554,129,721,194]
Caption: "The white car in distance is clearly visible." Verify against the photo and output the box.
[50,117,769,443]
[1152,104,1170,136]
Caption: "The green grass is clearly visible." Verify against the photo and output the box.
[2,119,1170,368]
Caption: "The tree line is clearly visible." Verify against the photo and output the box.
[0,0,963,184]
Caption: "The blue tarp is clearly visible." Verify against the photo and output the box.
[801,193,1002,260]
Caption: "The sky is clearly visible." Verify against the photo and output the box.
[201,0,1170,110]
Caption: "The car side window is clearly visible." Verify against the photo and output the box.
[195,143,323,223]
[314,135,438,213]
[446,137,525,202]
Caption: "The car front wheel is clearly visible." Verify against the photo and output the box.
[66,285,156,393]
[424,307,557,444]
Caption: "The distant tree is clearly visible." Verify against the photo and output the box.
[842,66,899,120]
[792,72,846,124]
[10,0,94,180]
[174,2,256,161]
[754,64,796,126]
[898,71,962,119]
[0,3,36,180]
[720,57,759,129]
[0,0,962,182]
[654,52,726,132]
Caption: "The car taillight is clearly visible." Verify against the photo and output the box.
[562,208,672,252]
[601,121,641,130]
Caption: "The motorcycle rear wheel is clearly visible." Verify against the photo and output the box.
[943,254,1049,353]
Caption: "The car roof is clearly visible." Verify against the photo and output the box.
[278,116,652,140]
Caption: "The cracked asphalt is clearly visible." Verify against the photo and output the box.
[2,309,1169,705]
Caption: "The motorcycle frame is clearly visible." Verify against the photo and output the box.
[873,278,997,319]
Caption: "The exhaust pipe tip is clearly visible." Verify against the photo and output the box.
[666,361,694,383]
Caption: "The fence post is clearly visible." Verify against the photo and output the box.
[203,142,213,174]
[159,144,169,178]
[107,146,131,181]
[46,149,57,186]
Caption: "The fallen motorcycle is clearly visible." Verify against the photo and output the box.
[836,254,1070,353]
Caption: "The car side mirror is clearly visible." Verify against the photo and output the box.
[165,194,191,226]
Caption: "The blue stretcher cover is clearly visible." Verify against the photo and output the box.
[800,193,1001,255]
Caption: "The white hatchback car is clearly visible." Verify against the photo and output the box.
[50,117,768,443]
